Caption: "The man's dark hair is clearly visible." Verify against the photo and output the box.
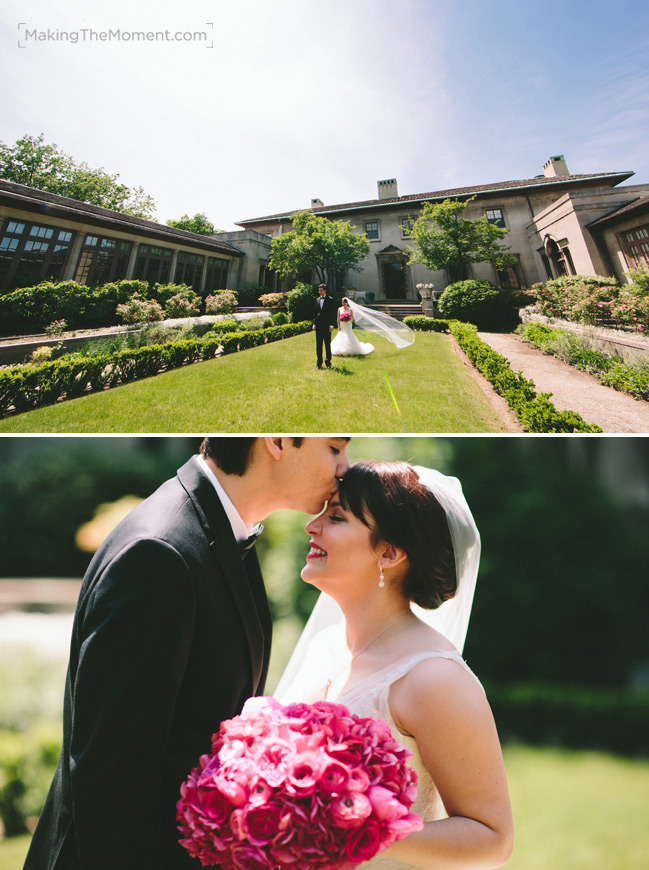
[200,437,303,476]
[318,284,326,291]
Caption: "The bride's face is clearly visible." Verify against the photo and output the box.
[302,498,380,592]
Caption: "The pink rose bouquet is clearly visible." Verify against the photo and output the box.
[339,311,352,322]
[177,697,422,870]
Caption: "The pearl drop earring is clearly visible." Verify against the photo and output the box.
[378,563,385,588]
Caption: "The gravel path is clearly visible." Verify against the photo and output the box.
[478,332,649,433]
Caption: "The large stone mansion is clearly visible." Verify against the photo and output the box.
[1,155,648,301]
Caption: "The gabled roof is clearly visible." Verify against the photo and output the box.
[587,194,649,229]
[0,178,244,256]
[238,171,634,226]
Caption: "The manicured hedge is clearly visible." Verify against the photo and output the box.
[404,316,601,432]
[402,316,452,332]
[487,683,649,756]
[449,321,602,432]
[0,321,311,417]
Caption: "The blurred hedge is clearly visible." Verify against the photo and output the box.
[487,683,649,756]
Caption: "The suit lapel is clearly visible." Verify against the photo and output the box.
[177,458,268,692]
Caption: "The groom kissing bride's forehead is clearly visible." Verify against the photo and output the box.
[200,436,351,517]
[25,436,350,870]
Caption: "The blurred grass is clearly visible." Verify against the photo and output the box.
[3,745,648,869]
[503,744,649,869]
[0,331,509,433]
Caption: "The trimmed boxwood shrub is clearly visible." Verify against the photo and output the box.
[286,282,317,323]
[438,280,514,330]
[403,316,451,332]
[449,321,602,432]
[0,321,312,417]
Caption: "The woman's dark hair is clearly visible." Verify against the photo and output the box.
[201,437,303,476]
[338,461,456,609]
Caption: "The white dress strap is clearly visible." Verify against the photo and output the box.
[336,650,482,721]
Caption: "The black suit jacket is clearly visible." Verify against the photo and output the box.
[24,458,272,870]
[313,294,337,331]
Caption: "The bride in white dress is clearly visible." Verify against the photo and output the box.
[331,298,374,356]
[276,461,514,870]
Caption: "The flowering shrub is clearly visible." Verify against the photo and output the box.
[259,292,288,309]
[165,289,201,319]
[532,274,648,332]
[43,319,68,337]
[177,697,422,870]
[116,293,164,324]
[206,291,238,314]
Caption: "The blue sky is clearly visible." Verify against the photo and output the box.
[1,0,647,229]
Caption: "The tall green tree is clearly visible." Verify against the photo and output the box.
[406,197,517,279]
[0,133,157,219]
[166,212,221,235]
[269,211,370,284]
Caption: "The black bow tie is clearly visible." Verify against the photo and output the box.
[239,526,263,554]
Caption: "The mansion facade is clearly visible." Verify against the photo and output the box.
[1,156,648,303]
[238,156,649,301]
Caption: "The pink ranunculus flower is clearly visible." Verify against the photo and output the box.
[331,791,373,828]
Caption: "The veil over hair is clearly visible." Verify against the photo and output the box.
[344,298,415,349]
[274,466,481,701]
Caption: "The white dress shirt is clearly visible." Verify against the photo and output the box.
[195,454,261,544]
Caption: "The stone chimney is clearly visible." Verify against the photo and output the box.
[377,178,399,200]
[311,198,324,208]
[543,155,570,178]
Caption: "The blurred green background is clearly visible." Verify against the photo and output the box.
[1,436,648,868]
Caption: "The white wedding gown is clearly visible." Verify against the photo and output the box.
[278,636,482,870]
[332,650,481,870]
[331,318,374,356]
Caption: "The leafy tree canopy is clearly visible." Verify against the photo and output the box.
[166,212,222,235]
[269,211,370,285]
[0,133,157,219]
[406,197,518,275]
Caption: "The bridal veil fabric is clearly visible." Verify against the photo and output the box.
[346,299,415,349]
[274,466,480,700]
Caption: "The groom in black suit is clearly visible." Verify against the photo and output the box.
[313,283,337,369]
[24,437,349,870]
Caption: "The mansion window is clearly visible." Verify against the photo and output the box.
[400,217,413,238]
[365,221,380,240]
[204,256,230,294]
[74,235,132,286]
[497,256,523,289]
[133,245,173,286]
[622,225,649,268]
[259,260,276,291]
[0,219,75,290]
[174,251,205,291]
[485,208,506,228]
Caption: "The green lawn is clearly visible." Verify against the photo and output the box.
[3,746,647,869]
[504,745,649,870]
[0,331,510,433]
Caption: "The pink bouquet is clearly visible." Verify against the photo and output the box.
[177,697,422,870]
[339,311,352,322]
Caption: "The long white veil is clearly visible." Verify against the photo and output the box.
[345,298,415,349]
[274,466,480,702]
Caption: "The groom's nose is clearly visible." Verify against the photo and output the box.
[335,453,350,478]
